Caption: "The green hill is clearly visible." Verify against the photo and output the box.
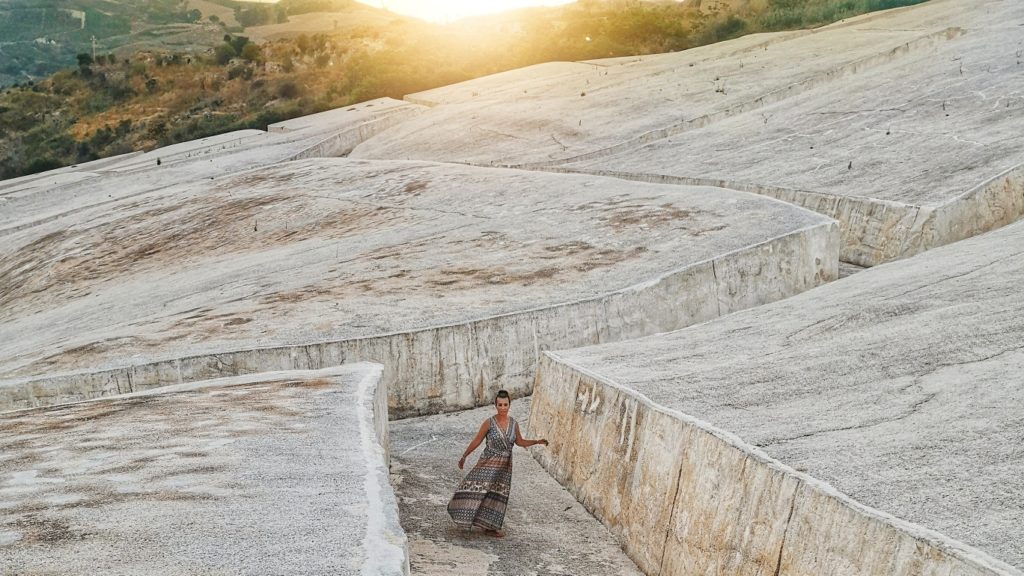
[0,0,391,87]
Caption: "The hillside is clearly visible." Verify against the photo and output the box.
[0,0,401,87]
[0,0,927,180]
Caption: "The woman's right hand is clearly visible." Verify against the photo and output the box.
[458,456,465,470]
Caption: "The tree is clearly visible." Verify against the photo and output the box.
[76,53,93,77]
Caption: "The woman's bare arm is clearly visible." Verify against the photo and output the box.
[514,422,549,448]
[458,419,490,469]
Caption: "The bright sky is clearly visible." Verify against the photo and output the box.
[355,0,576,23]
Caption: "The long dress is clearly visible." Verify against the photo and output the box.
[447,415,517,531]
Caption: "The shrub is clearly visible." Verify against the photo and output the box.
[215,43,236,65]
[276,80,299,99]
[240,43,262,62]
[25,156,64,175]
[227,64,252,80]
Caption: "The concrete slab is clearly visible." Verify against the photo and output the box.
[0,98,424,236]
[563,0,1024,265]
[0,157,836,416]
[268,97,421,135]
[528,218,1024,575]
[0,363,409,575]
[390,398,643,576]
[352,0,1024,266]
[351,3,965,168]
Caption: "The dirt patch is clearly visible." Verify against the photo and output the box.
[21,335,156,378]
[274,378,333,389]
[598,202,694,231]
[404,180,429,194]
[420,242,646,289]
[150,464,229,479]
[9,516,90,544]
[0,190,406,312]
[542,240,594,255]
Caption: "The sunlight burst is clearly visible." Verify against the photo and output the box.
[358,0,575,23]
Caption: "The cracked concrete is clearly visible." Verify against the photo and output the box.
[0,157,836,414]
[529,217,1024,574]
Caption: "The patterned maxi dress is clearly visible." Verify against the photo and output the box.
[447,416,517,531]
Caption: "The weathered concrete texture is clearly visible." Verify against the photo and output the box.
[0,97,423,236]
[0,158,837,415]
[0,363,409,575]
[390,398,643,576]
[352,9,945,167]
[529,218,1024,574]
[562,0,1024,266]
[352,0,1024,266]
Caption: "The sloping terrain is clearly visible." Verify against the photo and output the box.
[352,0,1024,265]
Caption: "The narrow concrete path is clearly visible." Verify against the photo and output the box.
[390,398,644,576]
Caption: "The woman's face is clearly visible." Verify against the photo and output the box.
[495,397,510,416]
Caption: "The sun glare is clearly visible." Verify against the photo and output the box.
[357,0,576,23]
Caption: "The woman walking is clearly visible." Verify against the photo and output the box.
[447,390,549,537]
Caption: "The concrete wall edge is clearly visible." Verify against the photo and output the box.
[539,351,1023,576]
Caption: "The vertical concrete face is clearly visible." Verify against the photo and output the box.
[661,435,798,576]
[778,487,1002,576]
[530,359,682,575]
[528,355,1019,576]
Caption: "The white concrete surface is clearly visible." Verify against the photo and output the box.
[0,158,836,415]
[528,218,1024,575]
[0,363,409,575]
[0,97,424,236]
[351,0,1024,265]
